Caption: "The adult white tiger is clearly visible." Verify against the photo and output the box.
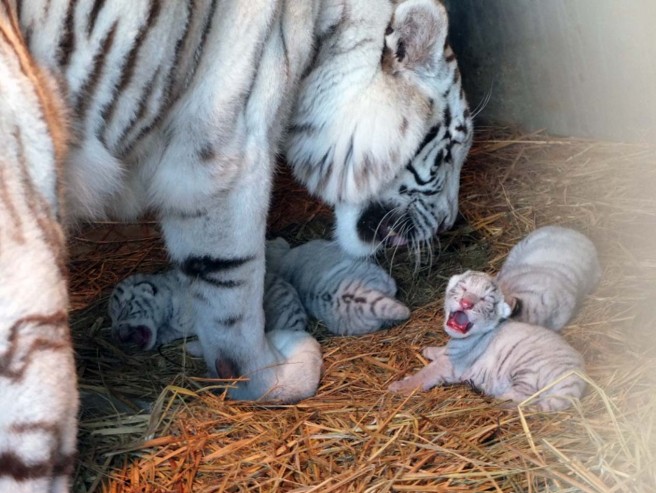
[0,0,471,490]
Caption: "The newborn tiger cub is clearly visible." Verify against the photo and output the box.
[497,226,601,331]
[266,238,410,336]
[389,271,586,411]
[109,239,410,349]
[109,269,307,353]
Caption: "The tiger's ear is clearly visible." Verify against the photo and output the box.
[135,281,157,297]
[446,271,467,292]
[498,300,512,319]
[505,296,521,318]
[388,0,448,72]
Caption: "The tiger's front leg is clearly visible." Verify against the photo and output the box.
[159,160,322,403]
[0,37,77,492]
[388,347,455,394]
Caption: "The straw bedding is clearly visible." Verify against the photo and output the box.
[69,126,656,492]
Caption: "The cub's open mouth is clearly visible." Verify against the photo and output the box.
[446,311,472,334]
[116,324,152,349]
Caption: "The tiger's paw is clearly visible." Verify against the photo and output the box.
[422,345,446,361]
[388,375,421,395]
[216,329,323,403]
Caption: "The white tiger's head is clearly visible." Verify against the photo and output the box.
[287,0,472,257]
[444,271,512,339]
[108,275,164,351]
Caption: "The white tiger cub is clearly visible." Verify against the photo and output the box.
[109,239,409,348]
[497,226,601,331]
[109,269,308,352]
[1,1,470,490]
[389,271,587,411]
[266,238,410,335]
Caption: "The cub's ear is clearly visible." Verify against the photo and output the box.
[446,271,467,292]
[505,295,521,318]
[498,301,512,319]
[135,281,157,297]
[388,0,448,71]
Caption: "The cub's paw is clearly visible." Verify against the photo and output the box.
[388,376,421,395]
[422,346,446,361]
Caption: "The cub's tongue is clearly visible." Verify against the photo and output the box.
[447,311,471,334]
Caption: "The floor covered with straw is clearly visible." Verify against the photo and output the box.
[69,127,656,492]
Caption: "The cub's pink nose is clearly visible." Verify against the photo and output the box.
[460,298,474,310]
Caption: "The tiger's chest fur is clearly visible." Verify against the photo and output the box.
[18,0,325,220]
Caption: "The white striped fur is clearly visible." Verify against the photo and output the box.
[288,0,472,257]
[108,268,308,352]
[109,238,409,349]
[266,238,410,335]
[497,225,601,331]
[389,271,587,411]
[1,1,468,489]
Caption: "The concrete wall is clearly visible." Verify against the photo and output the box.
[444,0,656,143]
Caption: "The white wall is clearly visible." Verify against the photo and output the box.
[445,0,656,143]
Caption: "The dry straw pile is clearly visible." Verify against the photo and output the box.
[70,127,656,492]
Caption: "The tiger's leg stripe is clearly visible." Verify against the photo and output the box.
[99,0,161,142]
[1,452,53,480]
[86,0,105,36]
[180,0,216,92]
[56,0,76,68]
[0,165,25,242]
[0,0,21,38]
[0,22,68,166]
[3,422,77,480]
[0,312,69,380]
[179,255,255,289]
[113,0,192,155]
[158,0,193,97]
[113,66,161,157]
[215,315,244,328]
[0,451,75,481]
[201,279,245,289]
[118,0,216,158]
[74,20,117,119]
[180,255,256,277]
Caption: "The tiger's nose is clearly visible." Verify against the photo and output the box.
[460,298,474,310]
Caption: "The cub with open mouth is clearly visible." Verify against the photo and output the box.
[389,270,587,411]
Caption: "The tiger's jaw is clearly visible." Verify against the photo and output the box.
[446,310,473,336]
[444,309,493,339]
[333,199,456,258]
[334,202,409,257]
[113,323,156,350]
